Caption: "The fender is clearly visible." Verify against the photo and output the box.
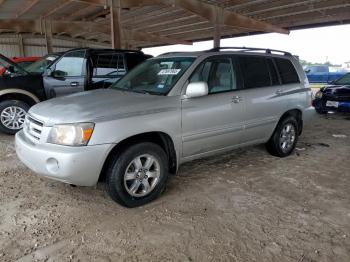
[0,89,40,103]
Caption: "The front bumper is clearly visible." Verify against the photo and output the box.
[313,98,350,112]
[15,130,112,186]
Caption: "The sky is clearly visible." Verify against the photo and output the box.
[143,24,350,66]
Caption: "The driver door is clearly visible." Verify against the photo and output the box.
[43,50,86,99]
[181,56,245,158]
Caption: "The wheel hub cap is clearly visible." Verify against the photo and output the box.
[280,123,296,152]
[0,106,27,130]
[124,154,160,197]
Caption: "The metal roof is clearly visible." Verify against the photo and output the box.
[0,0,348,48]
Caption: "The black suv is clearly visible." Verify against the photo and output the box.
[0,48,151,134]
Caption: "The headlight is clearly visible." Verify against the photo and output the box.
[48,123,94,146]
[315,91,323,99]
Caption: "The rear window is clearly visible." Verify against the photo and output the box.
[92,53,125,76]
[275,58,300,84]
[239,56,271,89]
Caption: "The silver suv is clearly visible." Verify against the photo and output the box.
[15,47,314,207]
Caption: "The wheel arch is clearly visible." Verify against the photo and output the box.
[98,131,178,182]
[0,89,40,106]
[278,108,303,135]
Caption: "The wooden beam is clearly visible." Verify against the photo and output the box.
[17,0,41,17]
[213,7,222,48]
[73,0,288,34]
[62,5,94,20]
[174,0,289,34]
[44,20,54,53]
[110,0,122,48]
[43,0,72,18]
[70,0,106,6]
[0,19,192,45]
[18,34,25,56]
[84,8,109,21]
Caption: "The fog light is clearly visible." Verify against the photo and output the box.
[46,158,59,174]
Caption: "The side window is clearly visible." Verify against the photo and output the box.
[239,56,271,89]
[275,58,300,84]
[267,58,280,85]
[92,53,125,77]
[54,50,86,77]
[190,58,236,94]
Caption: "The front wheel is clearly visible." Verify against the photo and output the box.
[106,142,169,207]
[0,100,29,135]
[266,116,299,157]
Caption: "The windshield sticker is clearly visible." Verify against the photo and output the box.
[157,84,165,89]
[158,69,181,75]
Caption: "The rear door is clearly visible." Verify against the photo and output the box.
[43,49,86,98]
[181,56,245,158]
[239,55,287,143]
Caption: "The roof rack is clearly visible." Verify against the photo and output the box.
[207,46,291,56]
[158,51,185,56]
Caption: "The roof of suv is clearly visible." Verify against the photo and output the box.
[157,47,293,59]
[65,47,148,55]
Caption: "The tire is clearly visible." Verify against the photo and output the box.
[266,116,299,157]
[106,142,169,208]
[0,100,30,135]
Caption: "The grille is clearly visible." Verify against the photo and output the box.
[24,114,44,142]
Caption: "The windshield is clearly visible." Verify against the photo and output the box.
[0,56,28,77]
[25,54,59,74]
[111,57,195,95]
[333,73,350,85]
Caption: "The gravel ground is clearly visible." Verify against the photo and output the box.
[0,113,349,262]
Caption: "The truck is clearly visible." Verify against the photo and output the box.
[304,65,347,84]
[0,48,151,135]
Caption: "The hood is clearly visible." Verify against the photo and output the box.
[29,89,178,126]
[322,85,350,96]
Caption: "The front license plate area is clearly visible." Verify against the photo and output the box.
[326,101,339,108]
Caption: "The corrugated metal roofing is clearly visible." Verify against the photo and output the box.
[0,0,348,48]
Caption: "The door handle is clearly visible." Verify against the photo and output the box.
[232,96,243,103]
[275,89,283,95]
[70,82,78,87]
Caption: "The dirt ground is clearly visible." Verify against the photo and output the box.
[0,113,349,262]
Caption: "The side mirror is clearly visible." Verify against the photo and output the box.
[51,70,67,78]
[185,82,208,98]
[304,69,310,74]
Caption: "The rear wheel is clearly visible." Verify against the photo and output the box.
[266,116,299,157]
[0,100,29,135]
[106,142,169,207]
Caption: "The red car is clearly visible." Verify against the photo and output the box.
[11,56,40,68]
[0,56,40,75]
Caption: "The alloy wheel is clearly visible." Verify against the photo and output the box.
[0,106,27,130]
[123,154,161,197]
[279,123,296,153]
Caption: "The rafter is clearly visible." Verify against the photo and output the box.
[72,0,288,34]
[17,0,41,17]
[43,0,72,18]
[0,19,192,45]
[62,4,94,20]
